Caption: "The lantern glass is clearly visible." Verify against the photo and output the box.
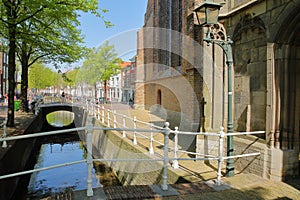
[194,6,206,25]
[194,1,222,25]
[206,6,220,24]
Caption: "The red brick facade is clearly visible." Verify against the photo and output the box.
[136,0,203,131]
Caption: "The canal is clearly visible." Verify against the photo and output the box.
[12,111,121,199]
[13,133,121,199]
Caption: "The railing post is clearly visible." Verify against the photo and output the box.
[161,122,170,191]
[102,106,105,124]
[217,127,225,186]
[1,118,7,148]
[172,127,179,169]
[133,116,137,145]
[122,115,126,138]
[113,110,117,128]
[149,123,154,154]
[107,109,110,127]
[86,117,94,197]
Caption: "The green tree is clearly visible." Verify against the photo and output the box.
[28,63,57,90]
[17,10,90,112]
[79,41,121,102]
[0,0,112,126]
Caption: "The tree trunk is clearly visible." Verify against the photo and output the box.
[20,57,29,112]
[7,39,16,127]
[6,5,17,127]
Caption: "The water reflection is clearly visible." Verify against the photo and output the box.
[27,140,101,199]
[46,111,74,127]
[94,162,121,187]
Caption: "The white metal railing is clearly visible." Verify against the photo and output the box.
[90,102,263,186]
[93,104,165,155]
[0,101,265,198]
[0,116,169,197]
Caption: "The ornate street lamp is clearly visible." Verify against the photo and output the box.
[194,0,235,177]
[194,0,222,25]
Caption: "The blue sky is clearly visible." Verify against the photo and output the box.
[79,0,147,61]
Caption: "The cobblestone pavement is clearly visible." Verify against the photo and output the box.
[0,104,299,199]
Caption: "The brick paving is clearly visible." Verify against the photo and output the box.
[104,185,156,200]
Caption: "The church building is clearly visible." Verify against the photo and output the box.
[135,0,299,181]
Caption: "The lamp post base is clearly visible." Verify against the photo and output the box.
[226,166,235,177]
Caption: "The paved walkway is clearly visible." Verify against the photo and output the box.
[0,103,299,199]
[88,103,300,199]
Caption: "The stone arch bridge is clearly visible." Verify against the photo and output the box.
[37,103,87,131]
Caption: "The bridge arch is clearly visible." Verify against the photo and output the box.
[38,103,86,130]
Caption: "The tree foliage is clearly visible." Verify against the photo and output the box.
[0,0,111,126]
[28,63,57,89]
[79,41,121,85]
[78,41,121,99]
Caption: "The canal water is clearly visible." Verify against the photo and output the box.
[14,111,121,199]
[27,136,99,199]
[14,133,121,199]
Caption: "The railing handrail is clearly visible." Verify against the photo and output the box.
[94,104,164,130]
[0,101,265,197]
[0,127,86,142]
[93,102,265,137]
[90,101,264,188]
[170,129,265,137]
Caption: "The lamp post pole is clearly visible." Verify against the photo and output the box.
[223,38,234,177]
[203,25,234,177]
[194,0,235,177]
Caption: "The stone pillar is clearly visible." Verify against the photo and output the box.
[269,148,299,181]
[267,43,300,180]
[265,43,276,148]
[135,28,146,110]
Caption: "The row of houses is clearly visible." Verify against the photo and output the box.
[44,61,137,104]
[0,48,136,104]
[102,61,136,103]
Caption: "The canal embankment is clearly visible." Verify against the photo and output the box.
[79,119,205,187]
[0,105,88,199]
[1,110,300,200]
[0,107,123,199]
[0,112,38,200]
